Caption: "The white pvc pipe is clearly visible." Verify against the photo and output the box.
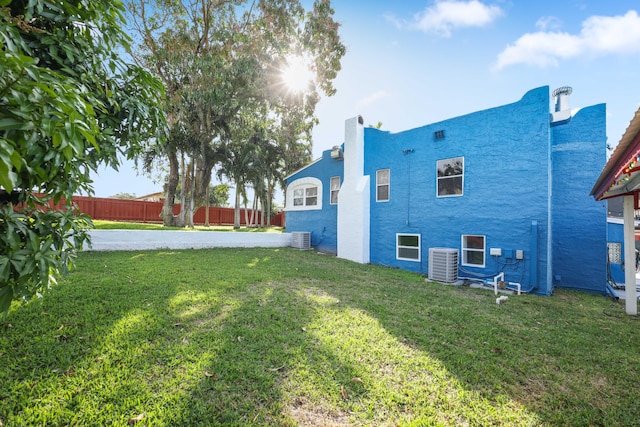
[490,273,520,295]
[492,272,505,295]
[623,195,638,315]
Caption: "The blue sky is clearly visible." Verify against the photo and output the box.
[91,0,640,200]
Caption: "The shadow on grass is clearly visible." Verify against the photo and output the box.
[1,249,639,426]
[180,252,542,426]
[300,263,640,426]
[0,249,357,426]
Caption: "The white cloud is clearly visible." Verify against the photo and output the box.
[535,16,562,31]
[495,32,583,69]
[495,10,640,69]
[410,0,503,37]
[357,90,393,108]
[581,12,640,54]
[384,12,403,29]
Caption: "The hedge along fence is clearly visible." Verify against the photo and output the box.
[41,195,284,226]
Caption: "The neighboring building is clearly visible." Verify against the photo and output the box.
[135,192,164,202]
[285,86,608,295]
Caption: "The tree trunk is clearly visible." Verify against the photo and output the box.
[187,192,194,228]
[194,141,215,211]
[244,197,250,227]
[177,153,187,227]
[233,187,241,229]
[205,185,210,226]
[161,148,180,226]
[262,195,267,227]
[187,154,196,228]
[250,196,257,227]
[266,182,273,226]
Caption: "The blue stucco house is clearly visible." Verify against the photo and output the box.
[285,86,608,295]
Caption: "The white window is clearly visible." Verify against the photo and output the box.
[437,157,464,197]
[293,188,304,206]
[377,169,390,202]
[292,186,317,207]
[285,177,323,211]
[461,235,485,267]
[293,187,317,206]
[304,187,317,206]
[397,233,420,261]
[330,176,340,205]
[608,242,622,264]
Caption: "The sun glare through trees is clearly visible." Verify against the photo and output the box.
[281,54,315,93]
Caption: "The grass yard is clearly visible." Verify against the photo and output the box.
[1,248,639,426]
[92,220,284,233]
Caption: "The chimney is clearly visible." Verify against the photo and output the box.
[343,115,365,182]
[553,86,572,112]
[551,86,573,124]
[337,115,370,264]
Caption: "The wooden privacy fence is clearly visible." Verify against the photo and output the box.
[46,195,284,227]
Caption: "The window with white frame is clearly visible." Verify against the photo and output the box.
[285,177,323,211]
[437,157,464,197]
[397,233,420,261]
[293,187,317,206]
[608,242,622,264]
[461,235,485,267]
[330,176,340,204]
[376,169,390,202]
[293,188,304,206]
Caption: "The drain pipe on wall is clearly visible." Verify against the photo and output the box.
[527,220,538,294]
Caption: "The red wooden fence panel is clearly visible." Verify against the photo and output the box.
[47,195,284,226]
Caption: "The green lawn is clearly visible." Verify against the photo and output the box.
[1,248,638,426]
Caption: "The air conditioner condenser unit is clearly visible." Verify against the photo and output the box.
[291,232,311,250]
[428,248,459,283]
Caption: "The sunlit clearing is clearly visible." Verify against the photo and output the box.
[280,288,540,425]
[281,54,314,93]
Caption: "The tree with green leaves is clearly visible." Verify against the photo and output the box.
[128,0,344,228]
[174,183,230,207]
[0,0,164,313]
[216,114,261,228]
[208,183,230,207]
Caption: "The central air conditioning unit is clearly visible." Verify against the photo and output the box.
[428,248,459,283]
[291,231,311,250]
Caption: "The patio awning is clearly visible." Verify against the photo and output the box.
[591,107,640,203]
[592,106,640,315]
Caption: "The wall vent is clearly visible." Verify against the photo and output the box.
[330,145,343,160]
[428,248,459,283]
[434,130,445,140]
[291,232,311,250]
